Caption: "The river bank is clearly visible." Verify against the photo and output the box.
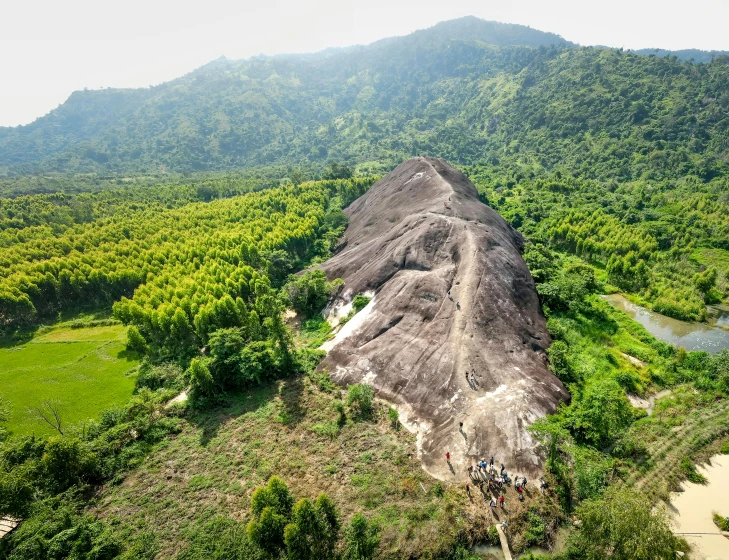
[671,455,729,560]
[603,294,729,353]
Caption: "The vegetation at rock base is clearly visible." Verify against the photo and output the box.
[568,487,678,560]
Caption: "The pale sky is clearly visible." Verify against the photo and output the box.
[2,0,728,128]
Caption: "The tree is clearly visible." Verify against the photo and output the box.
[126,325,148,354]
[283,270,339,318]
[323,163,353,180]
[570,486,678,559]
[247,477,295,557]
[284,494,340,560]
[343,514,380,560]
[568,379,634,448]
[30,400,65,435]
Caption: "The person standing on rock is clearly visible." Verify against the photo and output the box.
[489,497,496,508]
[470,371,476,386]
[466,483,471,497]
[499,495,505,509]
[456,301,461,310]
[446,452,451,463]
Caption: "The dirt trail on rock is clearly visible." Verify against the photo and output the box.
[317,157,568,480]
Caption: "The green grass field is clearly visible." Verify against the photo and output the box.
[0,322,138,436]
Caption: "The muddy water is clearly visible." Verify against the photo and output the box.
[603,294,729,353]
[708,304,729,329]
[671,455,729,560]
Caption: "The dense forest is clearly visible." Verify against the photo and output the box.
[1,17,728,183]
[467,167,729,321]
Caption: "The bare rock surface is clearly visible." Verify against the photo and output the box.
[317,157,568,480]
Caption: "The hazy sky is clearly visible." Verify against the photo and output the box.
[2,0,728,127]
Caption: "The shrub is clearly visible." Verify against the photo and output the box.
[679,456,707,484]
[346,384,374,417]
[712,512,729,531]
[388,407,399,429]
[126,325,147,354]
[352,295,371,313]
[343,513,380,559]
[135,361,184,391]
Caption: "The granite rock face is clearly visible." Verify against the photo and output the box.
[318,157,568,479]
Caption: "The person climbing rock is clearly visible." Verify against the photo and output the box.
[456,301,461,310]
[489,497,496,508]
[499,495,505,508]
[459,421,464,430]
[446,452,451,462]
[490,456,494,467]
[470,371,476,385]
[447,289,451,299]
[500,463,505,475]
[466,483,471,496]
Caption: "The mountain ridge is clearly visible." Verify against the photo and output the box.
[1,16,728,182]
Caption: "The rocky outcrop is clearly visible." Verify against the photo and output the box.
[318,157,568,480]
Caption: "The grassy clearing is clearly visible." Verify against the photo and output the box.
[0,322,138,436]
[91,374,561,558]
[297,315,334,348]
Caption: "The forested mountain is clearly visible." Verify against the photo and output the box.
[634,47,729,63]
[6,16,726,182]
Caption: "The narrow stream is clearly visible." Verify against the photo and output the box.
[603,294,729,353]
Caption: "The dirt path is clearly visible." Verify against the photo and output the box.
[496,524,513,560]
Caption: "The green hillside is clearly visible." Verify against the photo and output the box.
[2,16,727,183]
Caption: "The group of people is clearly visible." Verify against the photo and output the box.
[451,451,550,516]
[463,456,521,507]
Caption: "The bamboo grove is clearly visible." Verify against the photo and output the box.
[0,177,374,359]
